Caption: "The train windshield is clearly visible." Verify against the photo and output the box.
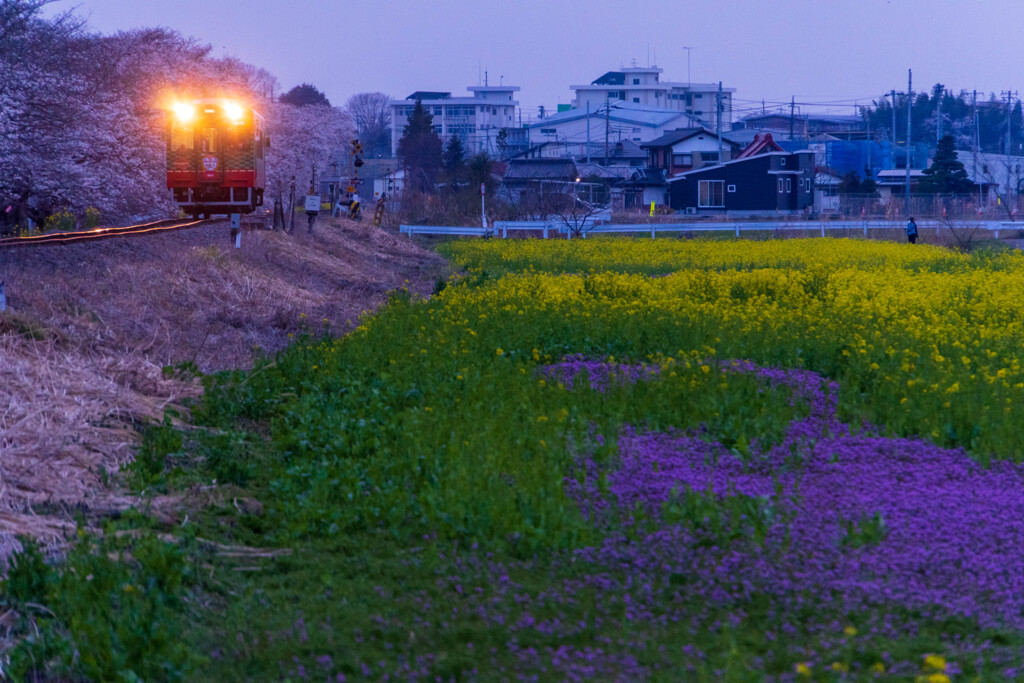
[200,128,219,154]
[170,124,194,152]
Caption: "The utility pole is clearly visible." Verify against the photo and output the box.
[789,96,795,140]
[905,69,912,216]
[683,46,692,88]
[891,89,897,144]
[936,87,943,141]
[586,101,591,165]
[717,81,723,165]
[604,96,610,165]
[1002,89,1019,201]
[974,90,983,207]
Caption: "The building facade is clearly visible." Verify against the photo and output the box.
[389,85,523,157]
[642,128,740,176]
[527,100,702,154]
[570,66,734,132]
[667,151,815,215]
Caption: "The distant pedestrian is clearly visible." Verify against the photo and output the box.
[906,217,919,244]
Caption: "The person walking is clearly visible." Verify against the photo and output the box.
[905,217,919,244]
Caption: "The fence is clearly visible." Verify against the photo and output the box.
[400,219,1024,240]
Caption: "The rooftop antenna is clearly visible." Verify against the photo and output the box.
[647,43,650,67]
[485,69,488,86]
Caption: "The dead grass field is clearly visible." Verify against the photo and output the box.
[0,217,443,557]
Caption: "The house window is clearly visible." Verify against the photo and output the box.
[786,178,792,192]
[778,178,784,193]
[672,153,693,167]
[727,184,736,193]
[700,152,719,162]
[780,158,786,166]
[633,97,640,103]
[633,78,640,85]
[433,106,443,115]
[540,128,556,135]
[698,180,725,207]
[632,127,641,133]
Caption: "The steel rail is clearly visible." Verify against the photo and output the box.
[0,218,221,250]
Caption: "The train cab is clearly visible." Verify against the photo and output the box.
[166,99,266,216]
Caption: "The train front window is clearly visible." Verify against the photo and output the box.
[201,128,219,154]
[170,125,194,152]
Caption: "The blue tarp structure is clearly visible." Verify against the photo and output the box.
[777,140,930,179]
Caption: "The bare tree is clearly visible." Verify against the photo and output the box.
[346,92,391,158]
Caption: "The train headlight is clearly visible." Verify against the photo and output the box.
[224,101,244,123]
[172,102,195,122]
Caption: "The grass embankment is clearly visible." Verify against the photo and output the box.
[5,238,1024,680]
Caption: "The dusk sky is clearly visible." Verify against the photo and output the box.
[46,0,1024,121]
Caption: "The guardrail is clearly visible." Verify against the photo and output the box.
[399,225,491,237]
[400,219,1023,240]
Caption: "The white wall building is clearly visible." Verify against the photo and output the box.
[570,66,734,133]
[528,100,703,153]
[389,85,521,157]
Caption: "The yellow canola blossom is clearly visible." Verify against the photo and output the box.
[411,238,1024,460]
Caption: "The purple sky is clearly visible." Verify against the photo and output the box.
[46,0,1024,121]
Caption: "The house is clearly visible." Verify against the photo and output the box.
[570,65,734,132]
[513,138,649,168]
[956,151,1024,202]
[736,113,868,140]
[666,151,815,215]
[624,168,669,209]
[735,132,787,159]
[814,167,844,213]
[642,128,741,175]
[528,100,703,149]
[875,169,925,204]
[500,158,579,203]
[389,84,524,157]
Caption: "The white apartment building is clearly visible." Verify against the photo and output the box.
[571,66,734,132]
[389,85,522,157]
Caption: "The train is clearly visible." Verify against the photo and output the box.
[166,99,266,217]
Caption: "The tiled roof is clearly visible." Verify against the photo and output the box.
[504,158,579,180]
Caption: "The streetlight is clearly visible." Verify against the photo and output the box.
[682,47,692,88]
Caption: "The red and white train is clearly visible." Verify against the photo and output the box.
[166,99,266,217]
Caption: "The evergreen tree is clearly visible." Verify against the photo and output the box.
[467,153,494,195]
[838,171,861,194]
[860,166,878,195]
[442,134,466,184]
[280,83,331,107]
[919,134,974,194]
[397,99,442,191]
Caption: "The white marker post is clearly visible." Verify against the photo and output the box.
[230,213,241,248]
[481,182,487,232]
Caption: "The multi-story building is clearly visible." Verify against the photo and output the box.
[570,66,734,132]
[389,85,526,157]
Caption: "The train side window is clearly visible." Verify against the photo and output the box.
[201,128,218,154]
[256,130,264,159]
[171,125,194,152]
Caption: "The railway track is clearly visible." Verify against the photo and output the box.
[0,217,221,250]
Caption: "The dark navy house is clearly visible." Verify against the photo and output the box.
[667,150,815,215]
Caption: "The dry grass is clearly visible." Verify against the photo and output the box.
[0,217,442,558]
